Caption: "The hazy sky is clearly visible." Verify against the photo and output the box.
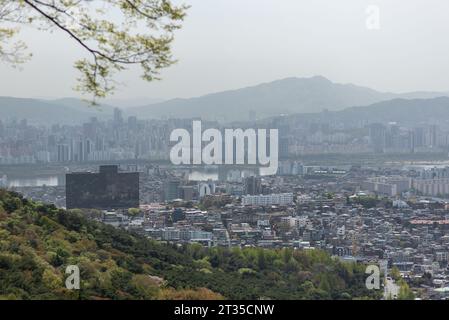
[1,0,449,101]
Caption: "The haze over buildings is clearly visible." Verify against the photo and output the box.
[3,0,449,301]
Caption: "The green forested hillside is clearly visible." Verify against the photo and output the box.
[0,190,381,300]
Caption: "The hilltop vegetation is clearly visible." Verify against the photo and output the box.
[0,190,381,300]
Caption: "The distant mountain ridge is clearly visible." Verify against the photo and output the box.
[339,96,449,123]
[128,76,449,121]
[1,76,449,124]
[0,96,115,125]
[271,96,449,126]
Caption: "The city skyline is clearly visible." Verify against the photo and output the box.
[3,0,449,303]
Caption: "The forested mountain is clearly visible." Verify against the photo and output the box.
[2,77,448,125]
[0,190,381,300]
[129,76,448,121]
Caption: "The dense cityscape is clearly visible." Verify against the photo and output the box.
[2,107,449,165]
[4,109,449,299]
[3,0,449,307]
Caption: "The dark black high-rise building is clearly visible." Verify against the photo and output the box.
[66,165,139,209]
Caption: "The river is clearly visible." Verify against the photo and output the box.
[4,169,218,187]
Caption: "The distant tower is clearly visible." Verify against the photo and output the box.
[113,108,123,126]
[244,176,261,195]
[163,179,181,201]
[368,123,386,153]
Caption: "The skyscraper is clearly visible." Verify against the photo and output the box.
[163,179,181,201]
[66,165,139,209]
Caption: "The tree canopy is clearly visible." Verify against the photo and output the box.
[0,0,188,99]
